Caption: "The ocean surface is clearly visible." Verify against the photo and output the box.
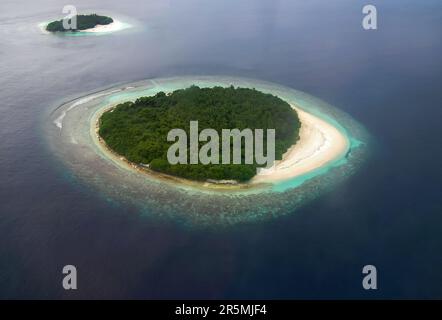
[0,0,441,299]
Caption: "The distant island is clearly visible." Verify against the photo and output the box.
[98,86,300,182]
[46,14,113,32]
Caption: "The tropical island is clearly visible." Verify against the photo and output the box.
[46,14,114,32]
[50,76,360,223]
[98,86,301,182]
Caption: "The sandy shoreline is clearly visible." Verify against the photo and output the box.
[251,105,349,184]
[91,102,349,189]
[81,19,130,33]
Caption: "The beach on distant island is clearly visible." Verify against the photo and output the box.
[80,19,130,33]
[39,17,132,35]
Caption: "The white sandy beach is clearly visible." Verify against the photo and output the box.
[250,105,349,184]
[81,19,130,33]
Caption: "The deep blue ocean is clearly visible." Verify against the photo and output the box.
[0,0,441,298]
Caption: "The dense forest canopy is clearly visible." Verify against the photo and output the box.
[99,86,300,182]
[46,14,113,32]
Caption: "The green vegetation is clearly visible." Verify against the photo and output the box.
[99,86,300,182]
[46,14,113,32]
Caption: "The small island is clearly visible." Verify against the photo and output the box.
[46,14,113,32]
[98,86,301,182]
